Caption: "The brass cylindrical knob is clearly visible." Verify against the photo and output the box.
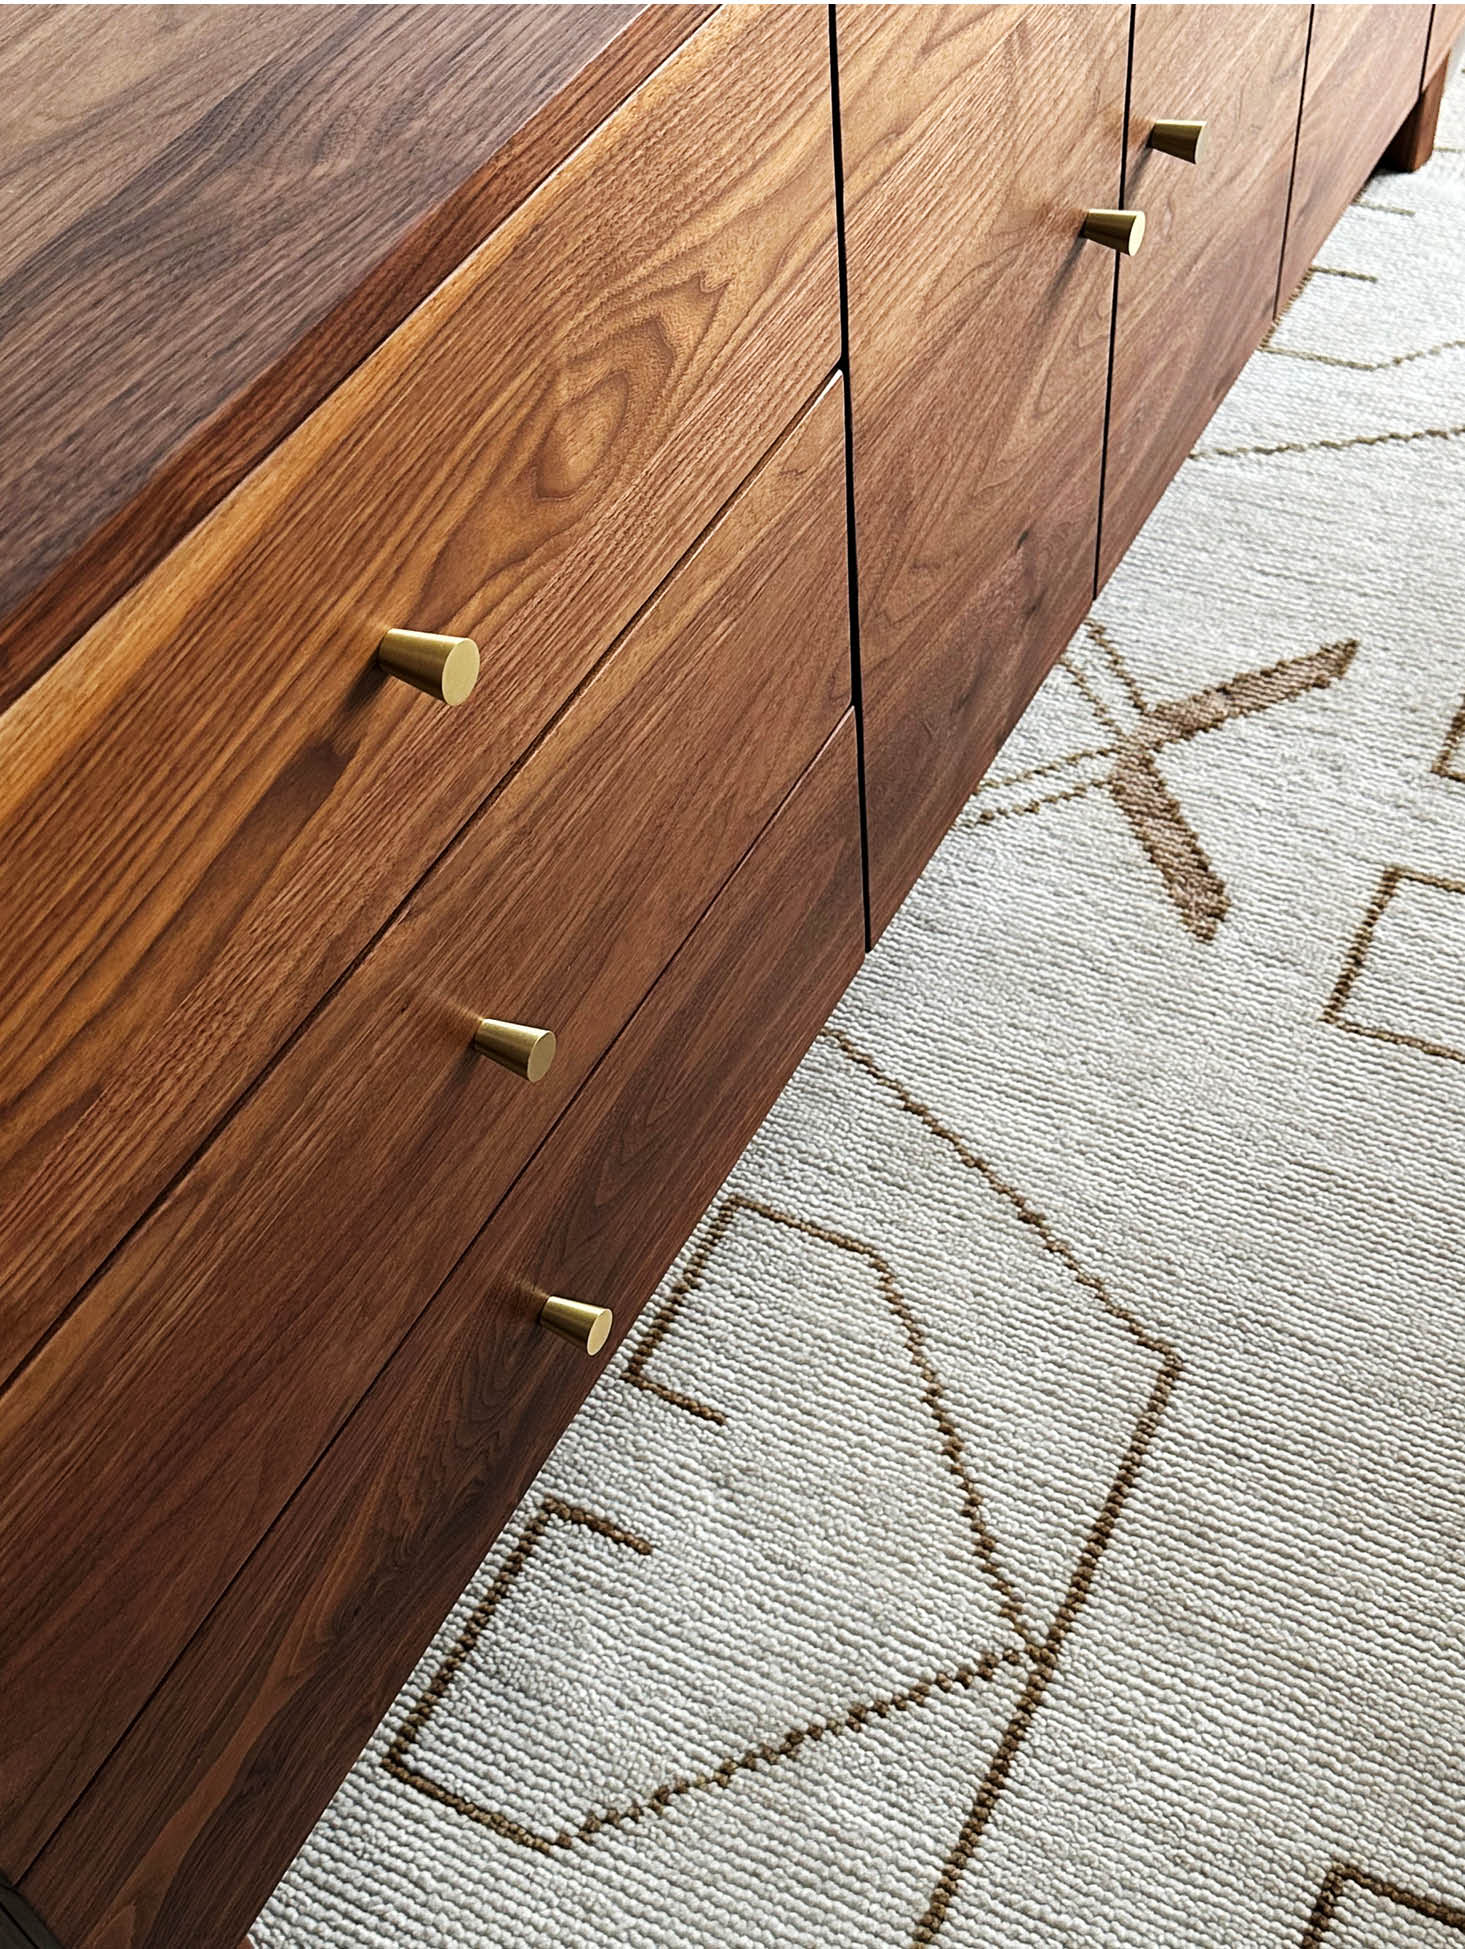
[539,1296,613,1355]
[1149,118,1207,164]
[377,628,480,705]
[1081,208,1145,255]
[472,1017,557,1082]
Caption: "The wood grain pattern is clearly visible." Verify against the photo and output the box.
[0,4,714,711]
[1278,5,1433,306]
[0,2,838,1394]
[0,379,850,1880]
[839,4,1127,939]
[1100,6,1309,583]
[21,717,865,1949]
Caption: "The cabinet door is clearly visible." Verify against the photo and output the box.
[1279,5,1432,304]
[839,5,1128,938]
[1100,6,1309,582]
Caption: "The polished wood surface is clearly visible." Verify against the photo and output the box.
[21,718,865,1949]
[839,4,1127,938]
[0,380,850,1879]
[0,4,712,712]
[1278,4,1433,305]
[0,2,838,1396]
[1100,6,1309,581]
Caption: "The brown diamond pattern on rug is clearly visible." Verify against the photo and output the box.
[374,1030,1178,1949]
[1325,867,1465,1064]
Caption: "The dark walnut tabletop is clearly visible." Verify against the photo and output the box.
[0,3,708,713]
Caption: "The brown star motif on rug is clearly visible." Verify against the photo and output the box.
[971,621,1358,940]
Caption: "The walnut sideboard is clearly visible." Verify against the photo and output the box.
[0,8,1455,1946]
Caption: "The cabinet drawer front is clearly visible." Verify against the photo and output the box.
[23,716,865,1949]
[0,3,839,1384]
[0,8,714,710]
[1279,5,1432,303]
[840,4,1128,938]
[1101,5,1309,581]
[0,382,850,1875]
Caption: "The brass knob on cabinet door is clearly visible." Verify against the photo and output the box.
[539,1296,613,1355]
[472,1017,557,1082]
[1148,118,1207,165]
[1081,208,1145,255]
[377,628,480,705]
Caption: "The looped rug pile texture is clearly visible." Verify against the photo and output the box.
[256,70,1465,1949]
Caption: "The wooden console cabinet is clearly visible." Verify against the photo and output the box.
[841,4,1128,938]
[0,7,1452,1945]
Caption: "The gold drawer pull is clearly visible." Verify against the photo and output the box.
[472,1017,557,1082]
[1148,119,1207,165]
[539,1296,613,1355]
[377,627,480,705]
[1081,208,1145,255]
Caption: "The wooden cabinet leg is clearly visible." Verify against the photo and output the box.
[1386,59,1447,171]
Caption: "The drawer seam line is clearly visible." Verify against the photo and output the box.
[1275,6,1317,318]
[1093,4,1136,599]
[827,5,874,950]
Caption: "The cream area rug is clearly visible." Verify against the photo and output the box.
[255,72,1465,1949]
